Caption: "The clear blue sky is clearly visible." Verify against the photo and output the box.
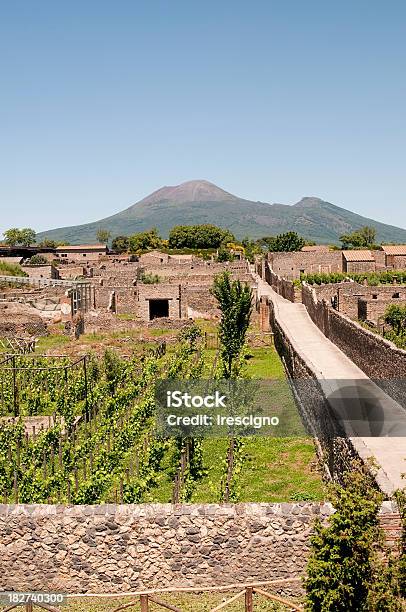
[1,0,405,237]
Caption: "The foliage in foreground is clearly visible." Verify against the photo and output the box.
[0,261,27,277]
[305,464,403,611]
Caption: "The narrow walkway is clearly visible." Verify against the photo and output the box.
[253,273,406,495]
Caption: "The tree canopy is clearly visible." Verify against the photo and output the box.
[340,226,377,249]
[384,304,406,336]
[3,228,36,247]
[128,228,162,253]
[168,224,234,249]
[260,231,306,252]
[96,228,111,244]
[111,235,130,253]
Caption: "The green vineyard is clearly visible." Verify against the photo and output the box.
[0,331,323,506]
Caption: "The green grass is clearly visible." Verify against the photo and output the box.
[187,438,324,504]
[149,344,323,504]
[117,313,138,321]
[238,437,324,502]
[149,328,172,337]
[0,261,27,277]
[35,334,71,352]
[245,346,285,379]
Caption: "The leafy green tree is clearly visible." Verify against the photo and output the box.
[128,228,162,253]
[340,226,376,249]
[385,304,406,336]
[260,231,306,252]
[19,228,36,246]
[4,228,36,246]
[216,246,234,262]
[96,228,111,244]
[241,237,264,262]
[305,464,402,611]
[38,239,58,248]
[3,228,22,246]
[168,224,234,249]
[212,272,253,378]
[111,235,129,253]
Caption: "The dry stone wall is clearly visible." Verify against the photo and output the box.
[0,502,334,593]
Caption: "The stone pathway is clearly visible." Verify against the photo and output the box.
[253,273,406,495]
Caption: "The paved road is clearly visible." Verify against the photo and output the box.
[254,274,406,495]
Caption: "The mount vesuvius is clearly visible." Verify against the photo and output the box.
[37,180,406,245]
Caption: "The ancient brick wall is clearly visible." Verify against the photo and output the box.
[137,284,181,320]
[345,260,376,274]
[0,502,333,593]
[358,297,406,323]
[328,310,406,378]
[21,265,59,280]
[94,286,138,314]
[263,262,296,302]
[268,250,400,280]
[57,266,87,280]
[268,252,343,280]
[301,285,406,379]
[308,283,406,320]
[183,286,219,318]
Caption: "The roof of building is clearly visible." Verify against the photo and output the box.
[342,250,375,262]
[56,244,107,251]
[301,245,331,252]
[381,245,406,256]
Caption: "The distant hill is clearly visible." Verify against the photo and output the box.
[37,180,406,245]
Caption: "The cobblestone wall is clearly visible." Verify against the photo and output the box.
[0,502,334,593]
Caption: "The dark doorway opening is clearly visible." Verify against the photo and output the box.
[149,299,169,320]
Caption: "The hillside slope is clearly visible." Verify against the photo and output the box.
[37,180,406,244]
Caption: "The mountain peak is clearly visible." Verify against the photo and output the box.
[139,180,239,205]
[294,197,327,208]
[36,181,406,245]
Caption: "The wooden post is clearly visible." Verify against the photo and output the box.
[140,594,149,612]
[245,587,253,612]
[13,470,18,504]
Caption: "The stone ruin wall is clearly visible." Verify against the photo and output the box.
[301,284,406,380]
[263,261,298,303]
[0,502,333,593]
[90,259,254,320]
[268,249,396,280]
[358,296,406,324]
[268,251,343,280]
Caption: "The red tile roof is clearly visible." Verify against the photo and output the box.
[301,245,330,252]
[342,250,375,262]
[381,245,406,256]
[56,244,107,251]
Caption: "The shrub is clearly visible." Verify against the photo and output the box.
[305,464,402,611]
[29,254,48,265]
[0,262,27,277]
[139,272,160,284]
